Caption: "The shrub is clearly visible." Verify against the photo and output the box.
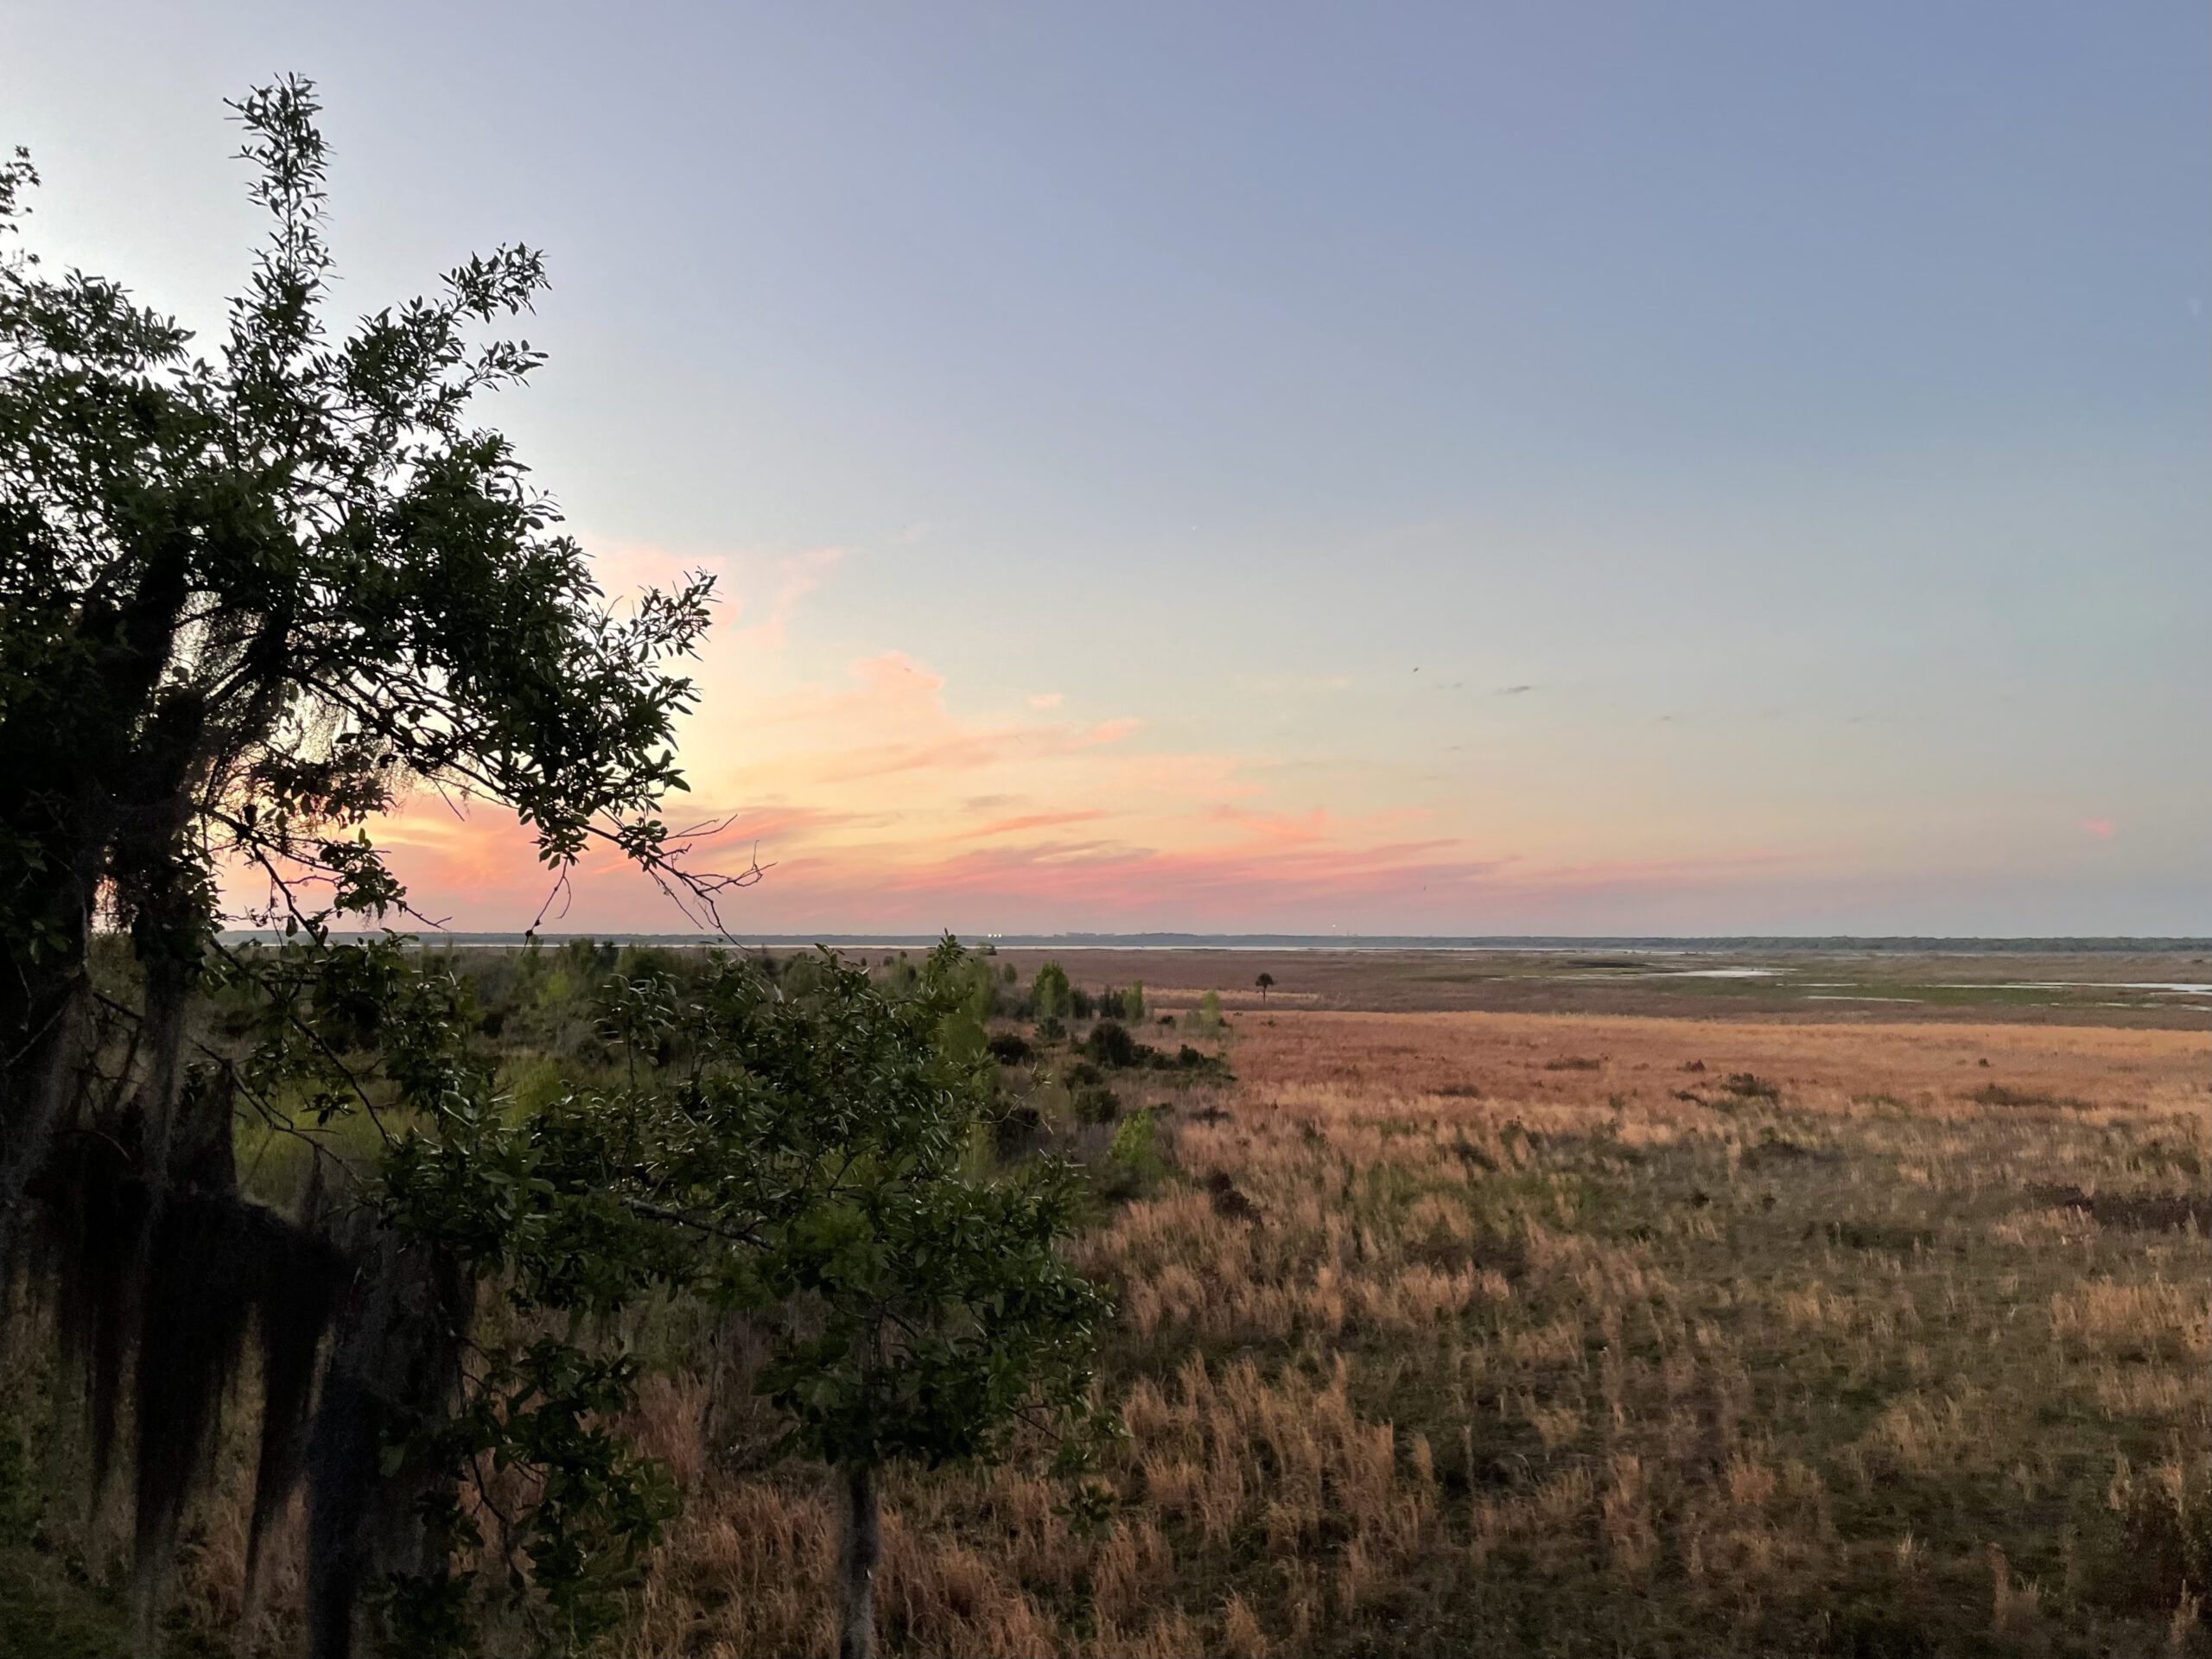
[1073,1083,1122,1126]
[1099,1109,1164,1198]
[1030,963,1071,1024]
[992,1100,1045,1158]
[1084,1020,1141,1069]
[1971,1083,2091,1109]
[2097,1456,2212,1615]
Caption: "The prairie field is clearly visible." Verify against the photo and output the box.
[6,967,2209,1658]
[609,1000,2210,1657]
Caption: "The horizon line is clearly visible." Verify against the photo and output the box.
[214,930,2212,953]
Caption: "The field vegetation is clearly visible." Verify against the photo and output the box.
[7,950,2206,1656]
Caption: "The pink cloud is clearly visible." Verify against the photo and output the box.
[956,810,1114,840]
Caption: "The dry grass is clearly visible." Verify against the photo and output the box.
[590,1010,2210,1656]
[41,1007,2198,1653]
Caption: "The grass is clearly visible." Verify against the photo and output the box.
[0,1547,130,1659]
[603,1007,2210,1656]
[10,994,2209,1655]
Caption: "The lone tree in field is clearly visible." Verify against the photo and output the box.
[1030,959,1071,1025]
[671,947,1109,1659]
[1255,971,1274,1002]
[386,942,1111,1659]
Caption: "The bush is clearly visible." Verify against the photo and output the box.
[1030,963,1071,1024]
[992,1100,1045,1158]
[1073,1083,1122,1125]
[987,1032,1034,1065]
[1083,1020,1141,1069]
[1097,1109,1164,1200]
[2097,1455,2212,1614]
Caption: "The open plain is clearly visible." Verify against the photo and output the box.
[604,954,2212,1657]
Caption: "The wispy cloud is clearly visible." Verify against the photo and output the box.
[957,810,1112,840]
[334,545,1859,936]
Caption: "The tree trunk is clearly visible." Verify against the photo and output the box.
[836,1461,880,1659]
[0,899,92,1279]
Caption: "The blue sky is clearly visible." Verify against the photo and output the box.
[9,3,2207,932]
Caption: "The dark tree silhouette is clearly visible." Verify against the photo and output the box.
[0,82,1104,1659]
[1255,971,1275,1002]
[0,79,744,1653]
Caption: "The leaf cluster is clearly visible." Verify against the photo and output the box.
[318,938,1113,1650]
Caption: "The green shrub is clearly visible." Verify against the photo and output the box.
[1101,1109,1164,1198]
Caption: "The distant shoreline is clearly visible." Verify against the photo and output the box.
[214,931,2212,955]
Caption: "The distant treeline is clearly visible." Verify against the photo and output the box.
[219,931,2212,954]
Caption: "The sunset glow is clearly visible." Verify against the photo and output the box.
[26,5,2201,938]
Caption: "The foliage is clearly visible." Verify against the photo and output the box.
[1028,963,1071,1026]
[0,76,749,1650]
[1097,1109,1165,1201]
[1082,1020,1141,1070]
[362,939,1111,1649]
[0,78,1109,1659]
[0,78,741,988]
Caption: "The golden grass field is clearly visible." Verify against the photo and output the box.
[20,988,2205,1657]
[588,1004,2209,1658]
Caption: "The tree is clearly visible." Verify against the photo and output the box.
[1,77,746,1232]
[1255,972,1274,1003]
[414,943,1112,1658]
[694,946,1110,1658]
[1029,960,1071,1026]
[0,80,1107,1659]
[0,79,745,1652]
[1123,978,1144,1021]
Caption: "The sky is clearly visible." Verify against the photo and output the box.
[7,3,2208,936]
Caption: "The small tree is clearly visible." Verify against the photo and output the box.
[1196,989,1224,1033]
[1255,972,1274,1003]
[601,944,1110,1657]
[1124,979,1145,1021]
[1029,961,1071,1026]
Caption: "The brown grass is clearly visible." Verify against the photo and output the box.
[589,1009,2210,1656]
[55,1006,2203,1655]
